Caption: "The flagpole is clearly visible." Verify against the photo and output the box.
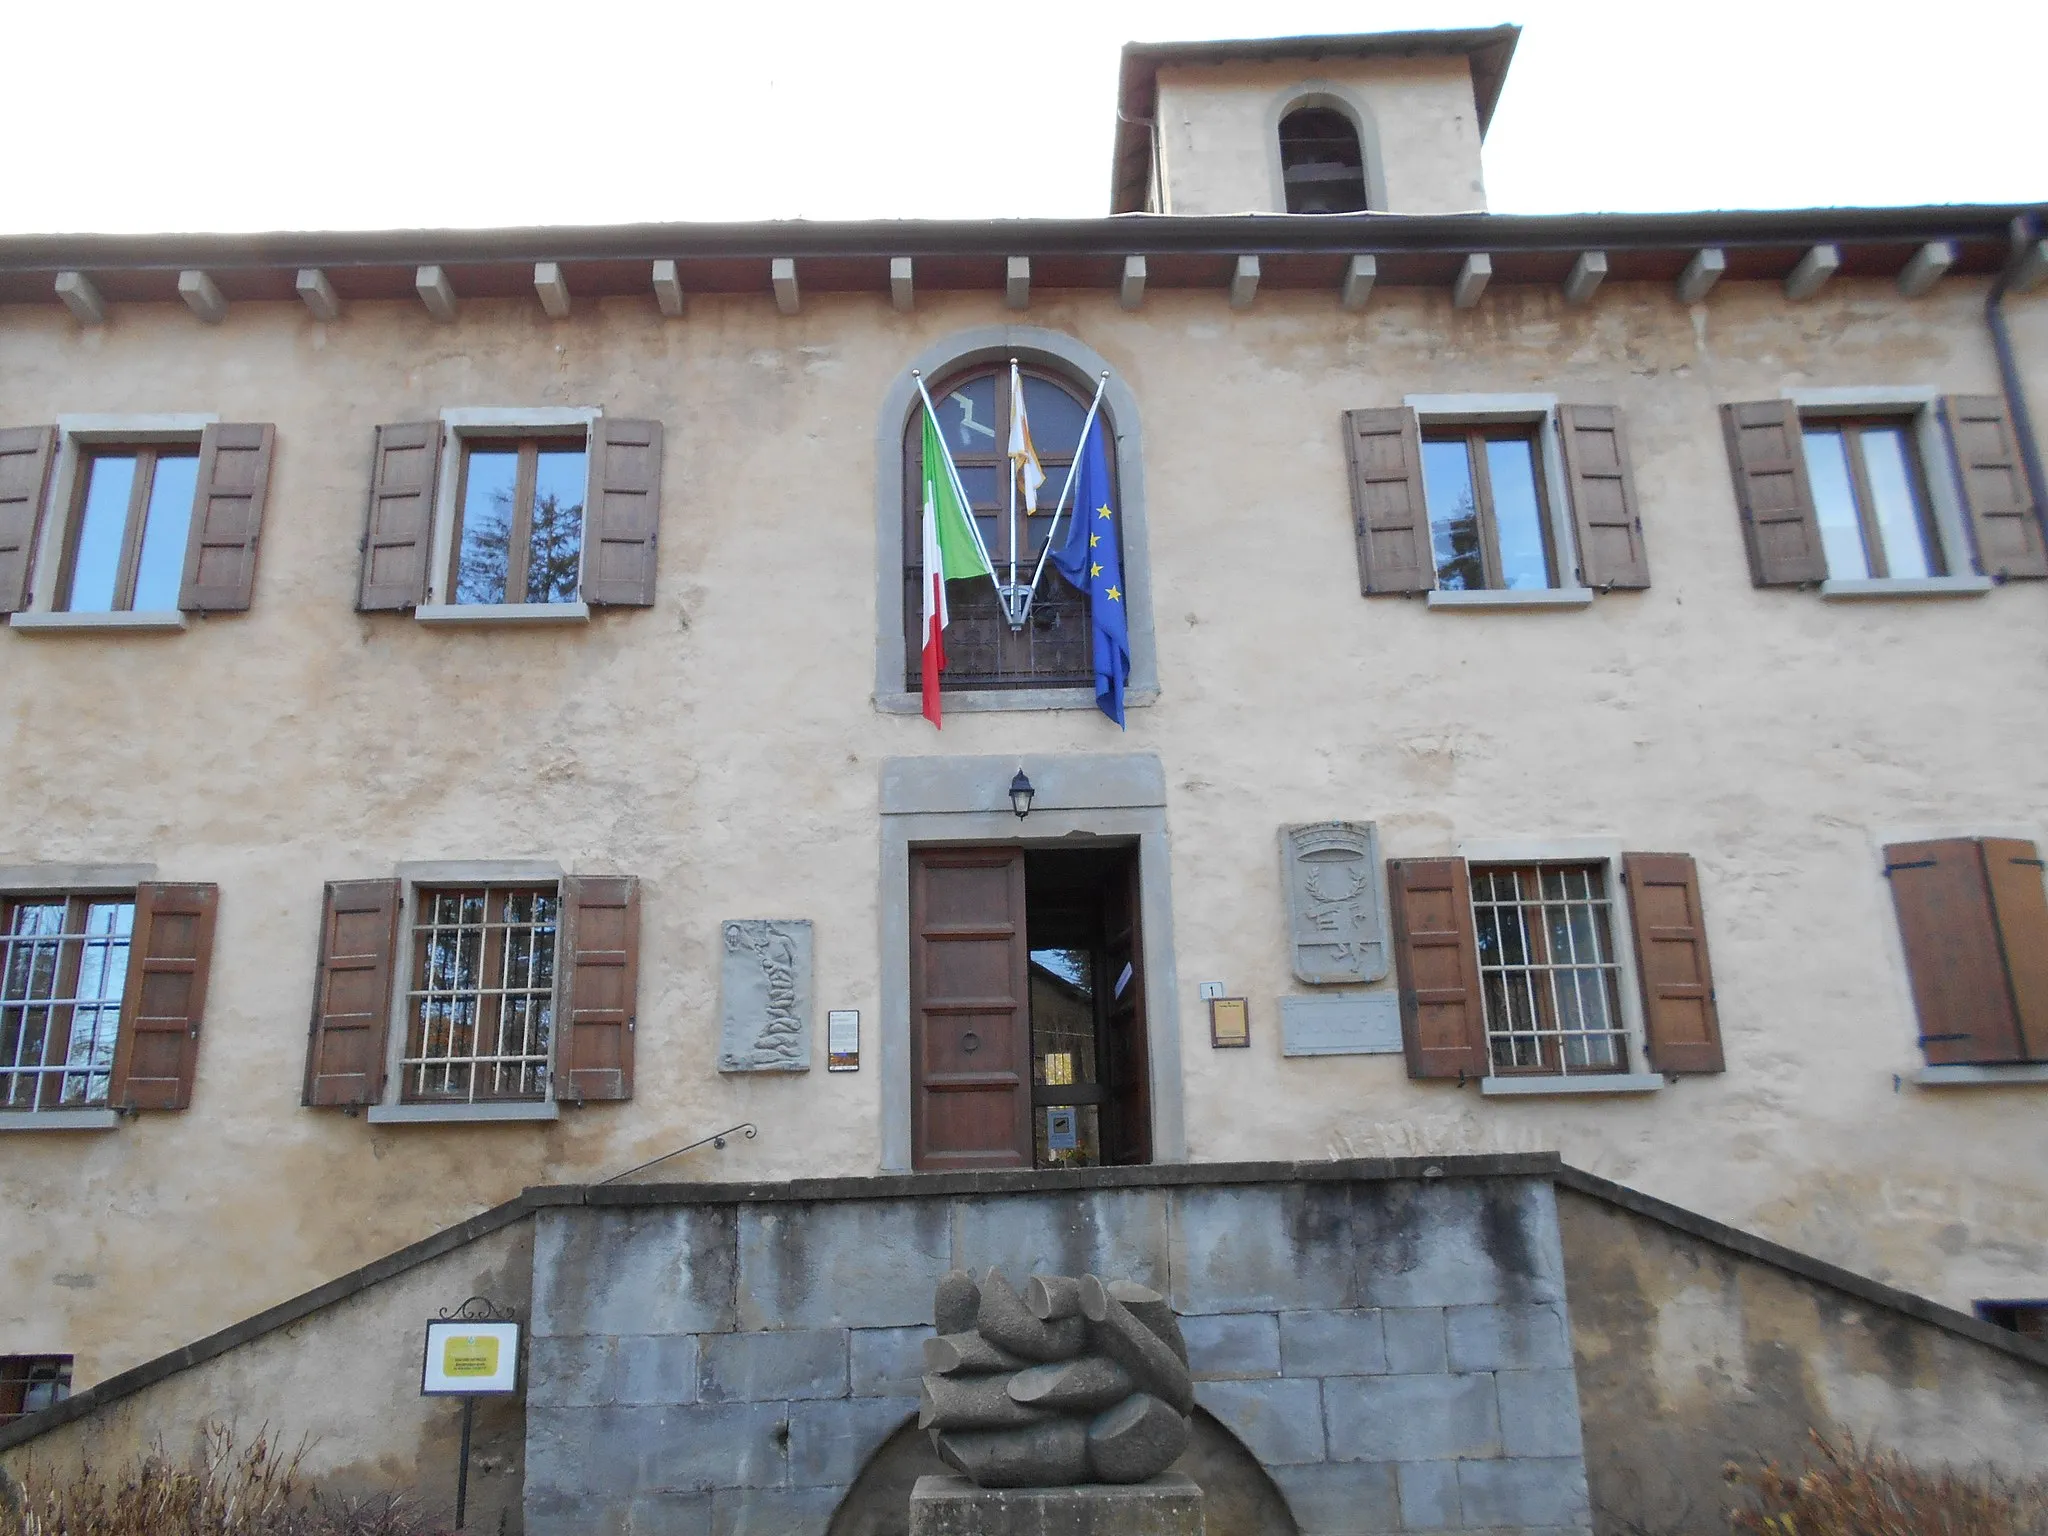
[912,371,999,587]
[1023,371,1111,606]
[1005,359,1021,626]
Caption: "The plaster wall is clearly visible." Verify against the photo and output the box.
[1151,57,1488,213]
[0,273,2044,1386]
[0,1219,532,1533]
[1558,1189,2048,1536]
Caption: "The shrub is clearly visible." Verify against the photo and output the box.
[0,1422,451,1536]
[1727,1430,2048,1536]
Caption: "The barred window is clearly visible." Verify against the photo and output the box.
[402,887,558,1104]
[1472,865,1627,1075]
[0,897,133,1112]
[0,1356,72,1424]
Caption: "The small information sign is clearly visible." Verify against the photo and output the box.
[1208,996,1250,1049]
[422,1319,521,1396]
[827,1010,860,1071]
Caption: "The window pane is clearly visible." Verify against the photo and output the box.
[1021,378,1087,459]
[940,378,999,455]
[527,449,586,604]
[454,450,519,604]
[66,456,137,612]
[1421,439,1484,590]
[1860,427,1937,579]
[1801,429,1869,580]
[1484,438,1551,590]
[131,454,198,612]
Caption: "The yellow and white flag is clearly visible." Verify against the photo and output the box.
[1008,362,1045,514]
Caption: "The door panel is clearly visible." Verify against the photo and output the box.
[1101,849,1152,1166]
[911,847,1032,1170]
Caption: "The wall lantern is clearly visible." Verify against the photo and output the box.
[1009,770,1035,820]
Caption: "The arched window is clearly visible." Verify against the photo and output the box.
[900,363,1120,691]
[1279,105,1368,214]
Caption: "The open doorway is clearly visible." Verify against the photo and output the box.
[909,843,1151,1171]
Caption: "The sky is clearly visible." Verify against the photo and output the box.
[7,0,2041,236]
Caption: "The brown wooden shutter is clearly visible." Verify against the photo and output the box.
[1721,400,1826,586]
[558,876,639,1101]
[303,879,400,1107]
[178,422,275,612]
[1558,405,1650,589]
[582,419,662,607]
[1981,839,2048,1061]
[910,846,1033,1170]
[108,883,219,1112]
[358,422,441,611]
[1622,853,1724,1074]
[1885,839,2044,1066]
[1941,396,2046,579]
[1343,408,1431,594]
[0,425,57,614]
[1387,858,1488,1080]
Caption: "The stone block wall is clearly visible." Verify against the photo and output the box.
[524,1169,1592,1536]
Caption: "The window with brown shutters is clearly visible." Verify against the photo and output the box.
[0,883,218,1117]
[1389,851,1726,1083]
[1885,837,2048,1066]
[900,366,1110,690]
[1347,404,1650,596]
[359,415,664,614]
[3,427,279,617]
[302,871,639,1116]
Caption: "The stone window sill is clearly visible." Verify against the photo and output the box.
[875,686,1160,716]
[415,602,590,627]
[1426,587,1595,612]
[1913,1063,2048,1087]
[0,1109,121,1131]
[1820,576,1992,600]
[10,611,188,634]
[365,1100,560,1124]
[1481,1073,1664,1097]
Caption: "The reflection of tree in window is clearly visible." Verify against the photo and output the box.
[1420,428,1555,591]
[453,441,586,605]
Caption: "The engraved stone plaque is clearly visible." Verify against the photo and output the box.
[1280,822,1388,985]
[719,919,812,1073]
[1280,993,1403,1056]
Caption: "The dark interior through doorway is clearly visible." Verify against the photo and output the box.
[1025,846,1150,1169]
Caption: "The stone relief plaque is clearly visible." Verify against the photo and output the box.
[1280,821,1388,985]
[718,919,812,1073]
[1280,993,1403,1056]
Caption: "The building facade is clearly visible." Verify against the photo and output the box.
[0,25,2045,1532]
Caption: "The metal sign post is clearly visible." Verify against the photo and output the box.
[421,1296,521,1529]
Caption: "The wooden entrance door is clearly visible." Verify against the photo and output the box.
[910,846,1032,1171]
[1101,851,1152,1166]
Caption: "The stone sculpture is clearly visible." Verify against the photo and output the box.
[718,918,812,1072]
[920,1268,1193,1488]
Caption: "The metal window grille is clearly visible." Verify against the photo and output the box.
[0,1356,72,1424]
[0,898,133,1112]
[1472,864,1627,1076]
[402,886,557,1104]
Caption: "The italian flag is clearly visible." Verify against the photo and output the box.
[921,406,993,727]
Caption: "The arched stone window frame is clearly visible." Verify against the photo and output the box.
[872,325,1159,714]
[1266,84,1388,215]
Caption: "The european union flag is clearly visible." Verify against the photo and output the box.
[1049,415,1129,727]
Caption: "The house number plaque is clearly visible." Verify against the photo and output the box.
[1280,822,1389,985]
